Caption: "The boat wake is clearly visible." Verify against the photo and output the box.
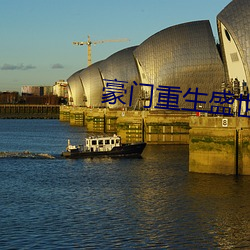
[0,151,55,159]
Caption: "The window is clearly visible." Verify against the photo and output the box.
[105,140,110,144]
[98,140,103,145]
[92,140,97,145]
[225,29,231,42]
[111,139,114,144]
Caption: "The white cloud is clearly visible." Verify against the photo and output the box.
[51,63,64,69]
[1,63,36,70]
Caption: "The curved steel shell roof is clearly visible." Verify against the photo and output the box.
[67,69,86,106]
[99,46,140,108]
[79,61,105,108]
[217,0,250,83]
[134,20,225,110]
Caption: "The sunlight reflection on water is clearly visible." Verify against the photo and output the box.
[0,120,250,249]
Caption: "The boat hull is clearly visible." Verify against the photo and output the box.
[62,142,146,159]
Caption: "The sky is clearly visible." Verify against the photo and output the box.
[0,0,232,92]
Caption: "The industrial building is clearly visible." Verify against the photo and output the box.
[67,0,249,114]
[0,81,68,105]
[0,92,19,104]
[52,80,68,99]
[21,86,53,96]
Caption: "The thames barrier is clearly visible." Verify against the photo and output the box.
[62,0,250,175]
[59,106,250,175]
[2,0,249,175]
[59,106,190,143]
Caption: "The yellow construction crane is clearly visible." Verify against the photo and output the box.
[73,35,129,66]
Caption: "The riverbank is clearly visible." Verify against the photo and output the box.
[0,104,59,119]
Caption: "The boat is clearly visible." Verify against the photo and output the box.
[61,134,146,158]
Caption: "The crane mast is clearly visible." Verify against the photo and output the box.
[73,35,129,66]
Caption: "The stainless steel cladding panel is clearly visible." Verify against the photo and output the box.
[79,61,105,108]
[99,46,140,109]
[67,69,86,106]
[134,20,225,110]
[217,0,250,84]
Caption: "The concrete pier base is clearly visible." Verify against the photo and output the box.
[59,106,190,144]
[189,117,250,175]
[84,109,105,132]
[60,107,250,175]
[59,106,71,122]
[145,114,189,144]
[116,111,144,143]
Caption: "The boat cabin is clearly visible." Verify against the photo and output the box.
[85,135,121,152]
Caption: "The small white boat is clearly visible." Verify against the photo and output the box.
[62,134,146,158]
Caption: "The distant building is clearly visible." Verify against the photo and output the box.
[20,85,59,105]
[21,86,53,96]
[22,95,59,105]
[52,80,68,98]
[0,92,19,104]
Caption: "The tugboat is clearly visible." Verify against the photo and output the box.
[61,134,146,158]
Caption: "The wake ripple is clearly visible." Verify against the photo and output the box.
[0,151,55,159]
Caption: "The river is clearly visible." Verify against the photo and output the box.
[0,119,249,249]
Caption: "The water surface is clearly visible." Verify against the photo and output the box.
[0,120,249,249]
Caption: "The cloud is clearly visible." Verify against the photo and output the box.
[1,63,36,70]
[23,64,36,70]
[51,63,64,69]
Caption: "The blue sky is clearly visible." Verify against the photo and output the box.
[0,0,232,92]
